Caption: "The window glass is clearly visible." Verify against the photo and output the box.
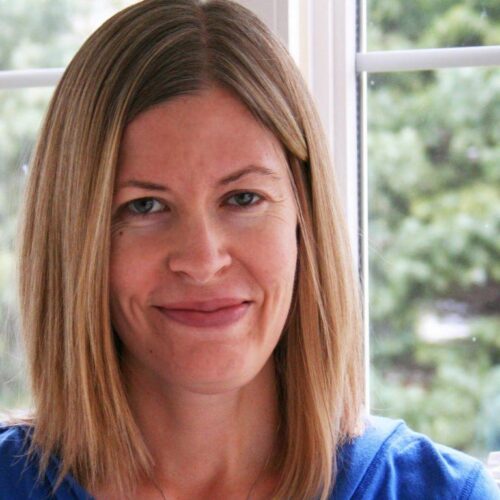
[0,88,54,410]
[367,0,500,50]
[0,0,136,71]
[368,67,500,461]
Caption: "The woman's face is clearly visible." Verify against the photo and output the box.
[110,86,298,395]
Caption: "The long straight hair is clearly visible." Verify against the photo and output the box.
[17,1,364,498]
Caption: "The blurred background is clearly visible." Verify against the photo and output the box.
[0,0,498,463]
[366,0,500,462]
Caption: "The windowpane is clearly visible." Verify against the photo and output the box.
[367,67,500,461]
[367,0,500,50]
[0,0,136,71]
[0,88,54,410]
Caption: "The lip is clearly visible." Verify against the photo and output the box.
[160,298,249,312]
[157,302,251,328]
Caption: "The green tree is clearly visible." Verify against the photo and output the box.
[368,0,500,459]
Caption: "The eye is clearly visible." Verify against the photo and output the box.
[225,192,263,208]
[127,197,166,215]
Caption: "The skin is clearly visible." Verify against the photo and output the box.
[102,86,298,499]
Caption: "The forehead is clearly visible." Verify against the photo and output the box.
[117,87,288,180]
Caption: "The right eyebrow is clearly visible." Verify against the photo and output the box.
[118,180,167,191]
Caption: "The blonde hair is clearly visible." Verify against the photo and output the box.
[18,0,364,498]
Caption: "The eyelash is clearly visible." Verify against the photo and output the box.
[123,191,264,218]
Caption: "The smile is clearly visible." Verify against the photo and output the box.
[157,302,251,328]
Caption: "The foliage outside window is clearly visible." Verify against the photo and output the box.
[368,0,500,461]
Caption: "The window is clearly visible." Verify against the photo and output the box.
[363,1,500,462]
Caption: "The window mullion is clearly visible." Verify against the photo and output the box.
[0,69,62,89]
[357,45,500,73]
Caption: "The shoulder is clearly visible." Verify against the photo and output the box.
[0,423,92,500]
[0,423,51,498]
[333,416,500,500]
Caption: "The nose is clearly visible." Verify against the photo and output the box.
[167,212,232,284]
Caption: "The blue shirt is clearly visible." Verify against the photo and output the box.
[1,416,498,499]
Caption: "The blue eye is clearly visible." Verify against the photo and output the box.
[127,198,165,215]
[226,192,263,208]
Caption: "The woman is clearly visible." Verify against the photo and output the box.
[0,1,498,499]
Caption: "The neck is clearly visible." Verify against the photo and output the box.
[124,358,280,498]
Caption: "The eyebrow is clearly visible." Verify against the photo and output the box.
[117,165,282,192]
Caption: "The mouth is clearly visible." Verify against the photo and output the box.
[157,301,252,328]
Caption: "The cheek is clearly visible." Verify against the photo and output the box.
[248,216,298,282]
[109,228,162,287]
[108,231,159,331]
[243,217,298,330]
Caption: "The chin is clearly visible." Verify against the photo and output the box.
[167,350,275,396]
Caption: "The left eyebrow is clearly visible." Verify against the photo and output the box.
[117,164,282,192]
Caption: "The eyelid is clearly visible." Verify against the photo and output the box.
[114,196,167,219]
[128,197,167,214]
[224,190,264,208]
